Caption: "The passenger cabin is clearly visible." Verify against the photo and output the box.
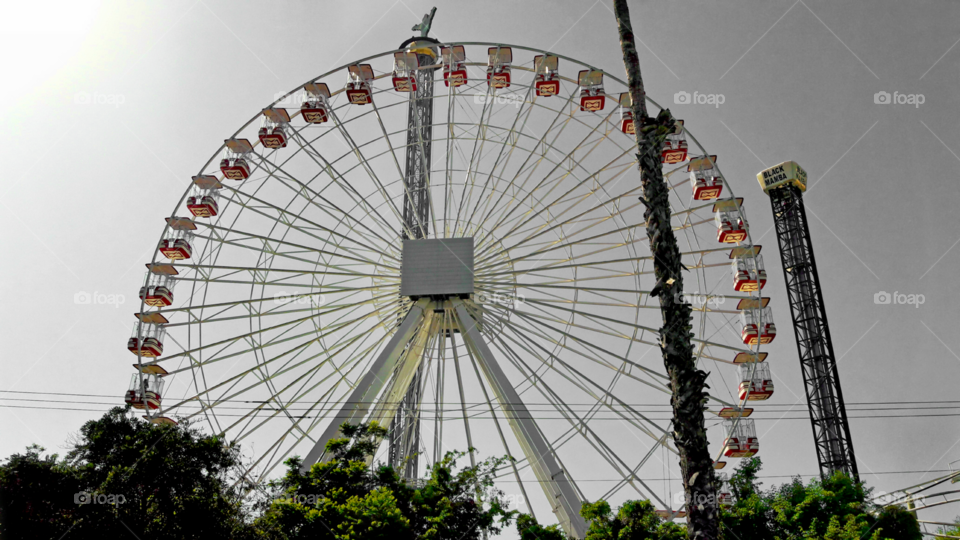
[145,263,178,278]
[722,418,759,458]
[135,311,168,325]
[740,306,776,345]
[661,120,688,164]
[533,55,560,97]
[258,108,291,149]
[124,373,164,410]
[158,217,196,261]
[187,175,221,218]
[132,361,168,377]
[158,230,193,260]
[689,155,724,201]
[578,70,605,112]
[618,93,635,134]
[738,362,774,401]
[346,64,375,105]
[716,209,748,243]
[718,480,734,508]
[186,192,219,217]
[718,407,754,418]
[139,271,174,308]
[220,138,254,180]
[714,199,748,244]
[127,322,165,358]
[486,47,512,88]
[733,351,767,364]
[301,82,332,124]
[655,510,687,520]
[442,45,467,87]
[392,51,419,92]
[733,254,767,292]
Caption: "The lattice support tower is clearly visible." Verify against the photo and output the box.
[390,37,439,478]
[760,162,858,480]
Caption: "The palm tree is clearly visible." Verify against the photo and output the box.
[612,2,719,538]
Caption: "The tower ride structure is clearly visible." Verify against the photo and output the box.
[758,162,858,480]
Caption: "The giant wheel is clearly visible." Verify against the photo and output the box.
[126,39,774,536]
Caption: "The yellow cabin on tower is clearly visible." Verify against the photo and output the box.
[757,161,807,193]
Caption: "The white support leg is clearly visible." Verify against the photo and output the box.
[299,299,430,472]
[366,312,436,429]
[453,299,588,538]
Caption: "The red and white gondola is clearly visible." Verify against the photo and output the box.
[486,47,512,89]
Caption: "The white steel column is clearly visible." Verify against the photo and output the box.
[366,312,437,430]
[452,299,588,538]
[299,298,430,472]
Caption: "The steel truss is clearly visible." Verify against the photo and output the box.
[769,185,858,479]
[390,38,440,478]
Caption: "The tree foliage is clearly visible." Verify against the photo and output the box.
[720,458,922,540]
[935,517,960,539]
[252,421,516,539]
[0,444,83,540]
[517,513,568,540]
[514,499,686,540]
[581,499,686,540]
[0,406,251,540]
[0,409,930,540]
[0,412,515,540]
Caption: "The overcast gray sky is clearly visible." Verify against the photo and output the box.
[2,0,959,531]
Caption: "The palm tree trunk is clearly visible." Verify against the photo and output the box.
[612,1,719,538]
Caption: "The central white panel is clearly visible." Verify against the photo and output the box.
[400,237,474,298]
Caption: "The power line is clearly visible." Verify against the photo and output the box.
[2,391,959,423]
[2,389,959,407]
[2,403,960,421]
[5,397,960,412]
[489,470,957,482]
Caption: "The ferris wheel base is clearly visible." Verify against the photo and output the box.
[298,297,589,538]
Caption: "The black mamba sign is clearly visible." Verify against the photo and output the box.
[762,165,787,186]
[760,163,806,190]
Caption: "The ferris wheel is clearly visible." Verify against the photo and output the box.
[124,36,776,536]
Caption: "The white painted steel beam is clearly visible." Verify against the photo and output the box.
[299,299,430,472]
[452,299,588,538]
